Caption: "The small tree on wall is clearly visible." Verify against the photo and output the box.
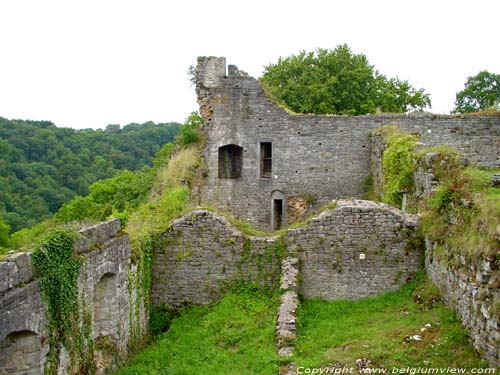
[260,44,431,115]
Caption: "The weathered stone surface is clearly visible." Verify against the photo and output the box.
[152,203,422,309]
[426,242,499,367]
[287,199,422,300]
[276,257,299,358]
[151,210,281,308]
[195,56,500,230]
[0,219,147,374]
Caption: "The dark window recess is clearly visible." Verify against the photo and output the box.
[260,142,272,178]
[218,144,243,179]
[273,199,283,230]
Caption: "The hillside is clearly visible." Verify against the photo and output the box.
[0,117,180,232]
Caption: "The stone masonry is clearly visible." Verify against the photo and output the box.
[411,152,499,366]
[426,240,499,366]
[151,210,281,308]
[151,203,423,309]
[195,56,500,230]
[276,257,299,358]
[0,219,147,375]
[286,199,422,300]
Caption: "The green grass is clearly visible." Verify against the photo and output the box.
[293,276,489,369]
[113,289,280,375]
[463,166,500,199]
[422,166,500,260]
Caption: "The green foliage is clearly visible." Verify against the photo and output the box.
[299,192,317,206]
[361,174,377,200]
[114,289,280,375]
[0,213,10,248]
[149,306,176,337]
[422,166,500,259]
[453,70,500,113]
[381,127,419,207]
[32,229,84,374]
[260,45,431,115]
[293,276,487,368]
[128,187,190,248]
[0,117,180,232]
[175,112,203,146]
[415,145,462,180]
[8,220,58,253]
[55,168,154,224]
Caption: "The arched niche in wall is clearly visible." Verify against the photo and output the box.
[0,330,42,374]
[93,273,119,341]
[271,190,285,230]
[218,144,243,179]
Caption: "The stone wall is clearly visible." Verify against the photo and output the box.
[0,219,147,375]
[414,152,499,366]
[151,202,423,309]
[426,241,499,366]
[151,210,281,309]
[286,200,422,300]
[195,56,500,230]
[372,142,499,367]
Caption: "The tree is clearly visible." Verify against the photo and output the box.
[0,214,10,248]
[0,117,181,231]
[453,71,500,113]
[260,45,431,115]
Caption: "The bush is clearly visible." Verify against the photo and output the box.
[175,112,203,146]
[149,306,176,336]
[381,128,419,207]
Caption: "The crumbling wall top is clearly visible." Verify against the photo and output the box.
[195,56,226,88]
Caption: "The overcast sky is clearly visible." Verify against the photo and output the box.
[1,0,499,130]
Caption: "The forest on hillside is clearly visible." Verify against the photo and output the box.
[0,117,180,232]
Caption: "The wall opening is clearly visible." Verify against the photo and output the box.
[93,273,119,341]
[273,199,283,230]
[0,330,41,375]
[260,142,272,178]
[218,144,243,179]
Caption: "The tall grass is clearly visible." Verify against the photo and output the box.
[126,145,201,243]
[113,289,280,375]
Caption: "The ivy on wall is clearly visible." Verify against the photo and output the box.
[380,126,419,207]
[32,229,86,374]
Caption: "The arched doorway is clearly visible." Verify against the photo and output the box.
[0,330,42,374]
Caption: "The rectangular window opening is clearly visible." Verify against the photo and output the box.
[260,142,272,178]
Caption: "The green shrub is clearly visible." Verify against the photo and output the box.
[175,112,203,146]
[149,306,176,337]
[381,128,419,207]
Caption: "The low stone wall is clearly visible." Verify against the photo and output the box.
[276,257,299,358]
[426,240,499,366]
[286,200,422,300]
[151,210,282,308]
[373,142,500,367]
[0,219,147,375]
[152,203,423,310]
[415,152,499,367]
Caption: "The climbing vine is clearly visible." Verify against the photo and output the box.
[32,228,82,374]
[381,128,419,207]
